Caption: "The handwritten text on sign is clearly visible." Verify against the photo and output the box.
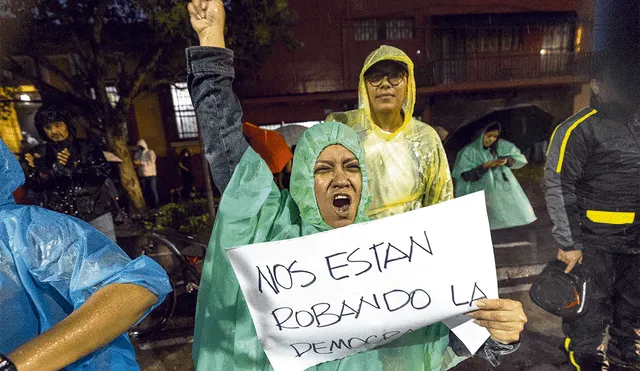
[227,192,498,371]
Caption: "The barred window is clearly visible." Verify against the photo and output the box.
[354,19,377,41]
[386,19,414,40]
[170,82,198,139]
[354,18,414,41]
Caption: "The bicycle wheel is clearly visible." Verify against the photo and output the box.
[129,278,177,338]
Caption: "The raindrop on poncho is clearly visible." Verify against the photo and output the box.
[327,45,453,220]
[451,124,536,230]
[0,139,171,370]
[192,122,464,370]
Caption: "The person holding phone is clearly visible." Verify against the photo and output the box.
[452,122,536,230]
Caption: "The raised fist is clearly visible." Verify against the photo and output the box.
[187,0,226,48]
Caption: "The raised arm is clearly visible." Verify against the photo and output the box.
[187,0,248,194]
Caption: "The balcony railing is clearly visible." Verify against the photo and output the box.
[415,52,591,87]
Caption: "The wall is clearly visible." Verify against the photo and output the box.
[240,0,580,98]
[429,86,577,133]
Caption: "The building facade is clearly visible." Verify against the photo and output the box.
[1,0,595,204]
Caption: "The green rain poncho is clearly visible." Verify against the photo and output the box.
[193,121,464,371]
[327,45,453,220]
[452,125,536,230]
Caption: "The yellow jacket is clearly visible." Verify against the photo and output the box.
[327,45,453,219]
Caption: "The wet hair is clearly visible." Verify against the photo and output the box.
[34,104,75,141]
[485,122,501,134]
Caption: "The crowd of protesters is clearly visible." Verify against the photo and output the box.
[1,0,639,370]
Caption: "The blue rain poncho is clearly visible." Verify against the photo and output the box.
[0,139,171,370]
[452,125,536,230]
[193,122,464,371]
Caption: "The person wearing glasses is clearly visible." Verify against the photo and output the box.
[326,46,453,220]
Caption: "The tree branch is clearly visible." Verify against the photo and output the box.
[27,54,90,99]
[121,47,165,102]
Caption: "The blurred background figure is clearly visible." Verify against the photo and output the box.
[134,139,159,209]
[179,148,194,201]
[452,122,536,230]
[23,104,121,241]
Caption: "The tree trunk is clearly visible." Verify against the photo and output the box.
[110,133,147,213]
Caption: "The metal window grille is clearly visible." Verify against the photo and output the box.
[354,19,377,41]
[354,18,414,41]
[170,82,198,139]
[386,18,414,40]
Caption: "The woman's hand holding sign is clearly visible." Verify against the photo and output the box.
[468,299,527,344]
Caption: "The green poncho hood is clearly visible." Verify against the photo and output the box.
[290,122,370,233]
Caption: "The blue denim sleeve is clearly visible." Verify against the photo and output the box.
[186,46,249,194]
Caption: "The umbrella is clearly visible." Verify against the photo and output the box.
[444,104,556,165]
[103,151,123,163]
[275,124,308,148]
[242,122,293,173]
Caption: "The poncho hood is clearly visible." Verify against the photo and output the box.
[290,121,370,233]
[0,139,24,205]
[358,45,416,139]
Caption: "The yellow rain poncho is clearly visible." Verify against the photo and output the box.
[327,45,453,220]
[193,122,464,371]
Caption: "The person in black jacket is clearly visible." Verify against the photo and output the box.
[544,55,640,371]
[23,104,121,241]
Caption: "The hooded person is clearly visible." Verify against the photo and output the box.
[0,138,172,371]
[133,139,159,209]
[452,122,536,230]
[326,45,452,220]
[24,104,121,241]
[192,119,472,370]
[187,2,526,369]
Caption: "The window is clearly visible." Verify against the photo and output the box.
[541,23,573,53]
[441,27,523,57]
[170,82,198,139]
[354,18,414,41]
[88,86,119,108]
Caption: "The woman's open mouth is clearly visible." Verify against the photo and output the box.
[333,194,352,214]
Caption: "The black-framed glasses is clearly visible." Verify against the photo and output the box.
[365,71,406,87]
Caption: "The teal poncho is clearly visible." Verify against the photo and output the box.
[193,121,464,370]
[452,126,536,230]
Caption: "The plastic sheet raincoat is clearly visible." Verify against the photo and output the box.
[0,139,171,370]
[188,46,465,371]
[326,45,452,220]
[193,124,464,371]
[452,125,536,230]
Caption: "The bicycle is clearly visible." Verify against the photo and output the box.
[128,216,207,339]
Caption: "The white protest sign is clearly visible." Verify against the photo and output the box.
[227,192,498,371]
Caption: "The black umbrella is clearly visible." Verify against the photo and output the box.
[444,104,556,166]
